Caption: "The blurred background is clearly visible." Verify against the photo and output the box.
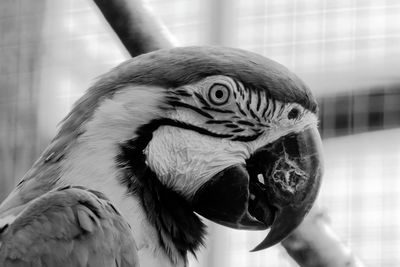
[1,0,400,266]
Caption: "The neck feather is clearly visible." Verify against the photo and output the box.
[57,86,205,265]
[117,122,206,263]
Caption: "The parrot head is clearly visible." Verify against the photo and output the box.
[108,46,323,251]
[0,46,323,261]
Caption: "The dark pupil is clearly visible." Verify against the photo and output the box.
[288,108,300,119]
[215,89,224,99]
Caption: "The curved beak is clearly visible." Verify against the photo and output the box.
[247,126,323,250]
[192,126,323,250]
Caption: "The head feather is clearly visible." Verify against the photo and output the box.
[54,46,316,158]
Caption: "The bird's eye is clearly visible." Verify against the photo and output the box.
[287,108,300,120]
[208,83,230,105]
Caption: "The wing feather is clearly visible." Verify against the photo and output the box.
[0,186,139,267]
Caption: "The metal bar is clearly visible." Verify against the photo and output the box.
[282,207,364,267]
[92,0,173,57]
[207,0,236,45]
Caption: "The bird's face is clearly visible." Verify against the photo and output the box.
[143,71,323,250]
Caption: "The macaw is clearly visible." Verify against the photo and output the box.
[0,46,323,267]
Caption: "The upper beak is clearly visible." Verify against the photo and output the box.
[248,126,323,250]
[192,126,323,250]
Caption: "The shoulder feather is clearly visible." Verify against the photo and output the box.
[0,186,138,267]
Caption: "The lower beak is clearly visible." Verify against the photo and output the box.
[192,126,323,250]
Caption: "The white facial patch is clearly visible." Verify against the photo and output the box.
[144,126,250,199]
[144,82,319,200]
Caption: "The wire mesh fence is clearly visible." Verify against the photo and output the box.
[1,0,400,266]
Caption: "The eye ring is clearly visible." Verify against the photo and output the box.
[208,83,230,105]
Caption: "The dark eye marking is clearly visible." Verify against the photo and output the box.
[224,123,239,128]
[270,99,276,117]
[174,90,192,97]
[256,89,262,111]
[249,108,261,122]
[231,132,263,142]
[261,99,269,118]
[135,118,234,140]
[194,92,210,107]
[288,108,300,120]
[246,88,252,111]
[277,104,285,118]
[236,102,247,117]
[203,106,235,114]
[205,120,240,128]
[236,120,255,127]
[205,120,232,124]
[170,101,214,119]
[252,128,263,133]
[233,79,244,99]
[208,83,230,105]
[264,99,275,118]
[231,128,245,133]
[166,96,181,102]
[257,122,270,128]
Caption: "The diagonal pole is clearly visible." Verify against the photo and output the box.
[92,0,173,57]
[282,206,364,267]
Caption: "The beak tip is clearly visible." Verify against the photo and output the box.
[250,204,313,252]
[249,126,323,252]
[250,245,265,252]
[249,230,287,252]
